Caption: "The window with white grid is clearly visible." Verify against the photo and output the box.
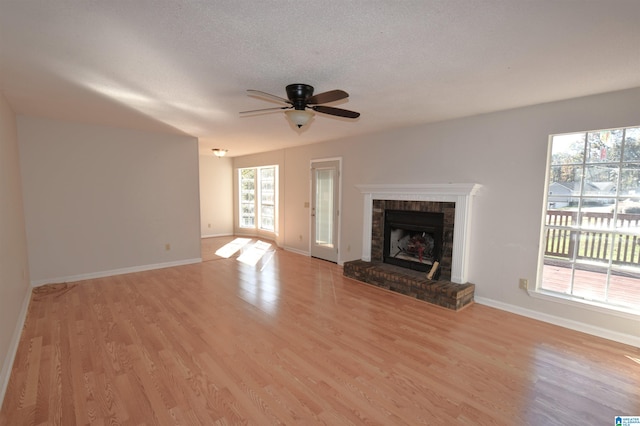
[540,125,640,313]
[238,165,277,232]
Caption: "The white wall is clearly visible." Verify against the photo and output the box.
[199,154,233,237]
[0,94,31,405]
[18,116,202,284]
[236,88,640,345]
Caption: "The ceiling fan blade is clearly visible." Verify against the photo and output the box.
[312,105,360,119]
[239,106,291,115]
[307,90,349,105]
[246,89,291,104]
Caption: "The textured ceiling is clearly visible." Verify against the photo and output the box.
[1,1,640,157]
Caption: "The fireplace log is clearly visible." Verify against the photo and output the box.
[427,261,440,280]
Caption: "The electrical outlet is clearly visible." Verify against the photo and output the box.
[519,278,528,290]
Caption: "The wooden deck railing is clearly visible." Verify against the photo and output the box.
[545,210,640,266]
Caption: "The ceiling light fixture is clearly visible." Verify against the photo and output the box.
[285,109,314,128]
[212,148,228,157]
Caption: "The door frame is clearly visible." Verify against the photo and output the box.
[309,157,342,264]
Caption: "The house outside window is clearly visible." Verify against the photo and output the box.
[540,125,640,314]
[239,165,277,232]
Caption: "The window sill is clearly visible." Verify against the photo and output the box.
[529,288,640,320]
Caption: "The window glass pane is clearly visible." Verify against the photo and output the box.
[573,265,608,301]
[242,204,254,215]
[241,169,255,180]
[543,224,575,259]
[586,129,623,163]
[619,163,640,196]
[261,179,274,204]
[574,231,612,263]
[261,217,273,230]
[541,260,573,294]
[550,164,583,187]
[583,165,618,195]
[608,268,640,308]
[260,167,274,180]
[261,193,274,204]
[261,204,275,231]
[611,233,640,264]
[548,165,583,208]
[623,127,640,162]
[551,133,585,165]
[315,169,334,246]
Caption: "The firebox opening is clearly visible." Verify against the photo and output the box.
[383,210,444,274]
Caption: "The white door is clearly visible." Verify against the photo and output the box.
[310,160,340,263]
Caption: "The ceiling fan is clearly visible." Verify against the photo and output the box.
[240,83,360,128]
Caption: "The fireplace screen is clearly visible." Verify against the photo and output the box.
[389,229,435,263]
[383,210,444,272]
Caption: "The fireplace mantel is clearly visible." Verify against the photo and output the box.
[356,183,481,284]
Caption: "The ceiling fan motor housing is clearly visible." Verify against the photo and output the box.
[286,84,314,110]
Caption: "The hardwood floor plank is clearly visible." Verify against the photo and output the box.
[22,336,42,409]
[1,236,639,425]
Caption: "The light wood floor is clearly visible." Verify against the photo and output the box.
[1,236,639,425]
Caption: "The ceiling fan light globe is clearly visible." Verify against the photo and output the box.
[285,109,314,128]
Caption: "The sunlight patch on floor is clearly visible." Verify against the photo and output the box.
[238,241,272,266]
[215,238,251,258]
[626,355,640,366]
[259,250,275,271]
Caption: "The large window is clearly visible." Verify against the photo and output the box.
[239,165,277,232]
[540,125,640,313]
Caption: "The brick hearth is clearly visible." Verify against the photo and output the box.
[343,260,475,311]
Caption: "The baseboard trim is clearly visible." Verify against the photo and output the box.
[283,246,348,265]
[474,296,640,348]
[201,233,233,239]
[283,246,310,257]
[30,258,202,287]
[0,286,32,407]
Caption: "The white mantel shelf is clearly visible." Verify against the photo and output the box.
[356,183,481,284]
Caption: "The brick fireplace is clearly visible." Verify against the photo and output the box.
[343,183,480,310]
